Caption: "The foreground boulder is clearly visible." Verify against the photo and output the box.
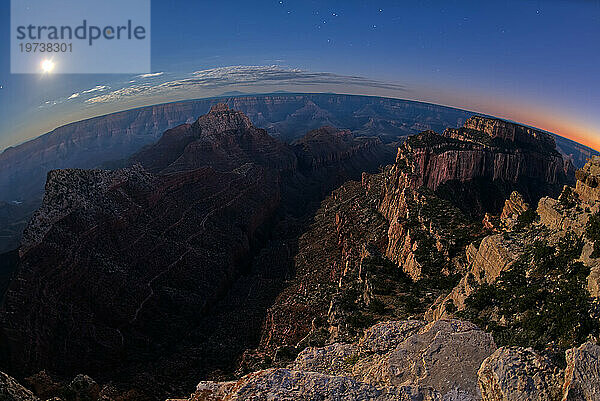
[194,369,435,401]
[477,347,562,401]
[189,319,496,401]
[0,372,38,401]
[563,342,600,401]
[477,342,600,401]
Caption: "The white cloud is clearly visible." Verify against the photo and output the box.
[82,85,108,94]
[68,93,80,99]
[85,65,406,104]
[137,72,164,78]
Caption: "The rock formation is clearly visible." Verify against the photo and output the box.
[563,342,600,401]
[478,347,562,401]
[402,117,573,216]
[175,319,600,401]
[499,191,529,227]
[0,105,394,399]
[0,371,38,401]
[1,106,597,400]
[131,104,297,174]
[1,94,592,254]
[191,319,496,401]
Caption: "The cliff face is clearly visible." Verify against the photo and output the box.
[462,115,557,149]
[429,159,600,321]
[0,94,473,203]
[1,163,281,379]
[245,117,573,369]
[132,104,298,174]
[293,126,384,170]
[0,105,395,399]
[397,117,573,216]
[178,319,600,401]
[1,95,593,255]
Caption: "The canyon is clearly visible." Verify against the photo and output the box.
[1,104,599,401]
[0,94,595,254]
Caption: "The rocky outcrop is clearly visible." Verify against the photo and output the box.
[189,319,495,401]
[462,116,557,150]
[0,372,38,401]
[476,342,600,401]
[431,156,600,324]
[427,233,522,320]
[499,191,529,227]
[563,342,600,401]
[377,146,477,280]
[194,369,433,401]
[359,320,496,399]
[293,126,385,169]
[402,117,573,216]
[19,166,152,256]
[574,156,600,204]
[477,347,562,401]
[132,104,297,174]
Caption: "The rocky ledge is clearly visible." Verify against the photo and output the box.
[172,319,598,401]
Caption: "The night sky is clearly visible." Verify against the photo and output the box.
[0,0,599,150]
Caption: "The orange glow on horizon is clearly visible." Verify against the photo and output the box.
[428,92,600,153]
[508,113,600,154]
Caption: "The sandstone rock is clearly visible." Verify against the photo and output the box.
[482,213,499,230]
[363,320,496,400]
[192,319,495,401]
[290,321,426,377]
[191,368,437,401]
[462,116,557,151]
[0,371,38,401]
[358,320,426,355]
[500,192,529,227]
[562,342,600,401]
[290,343,358,376]
[477,347,562,401]
[427,234,521,319]
[409,117,569,199]
[193,380,236,401]
[67,375,100,401]
[537,195,590,235]
[574,156,600,204]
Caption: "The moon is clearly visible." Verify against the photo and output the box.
[41,59,55,73]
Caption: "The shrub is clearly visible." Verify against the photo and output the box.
[458,236,598,362]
